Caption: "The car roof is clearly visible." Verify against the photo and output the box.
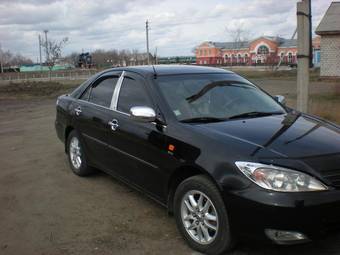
[106,65,234,77]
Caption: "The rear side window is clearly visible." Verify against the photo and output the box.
[117,77,152,113]
[88,77,118,108]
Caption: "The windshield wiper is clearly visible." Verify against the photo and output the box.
[180,117,227,123]
[228,111,285,120]
[186,81,252,103]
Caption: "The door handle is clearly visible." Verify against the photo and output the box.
[75,106,82,116]
[108,119,119,131]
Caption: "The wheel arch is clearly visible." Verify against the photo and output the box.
[166,164,223,214]
[64,126,74,152]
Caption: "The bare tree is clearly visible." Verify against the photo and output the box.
[69,48,153,69]
[10,54,33,66]
[0,44,33,72]
[91,49,152,67]
[131,49,139,65]
[64,52,79,66]
[225,23,252,66]
[226,22,251,42]
[91,49,106,66]
[46,37,68,77]
[92,49,126,67]
[0,46,14,70]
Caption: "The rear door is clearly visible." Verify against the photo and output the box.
[106,72,168,199]
[73,73,120,169]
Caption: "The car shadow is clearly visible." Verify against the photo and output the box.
[231,233,340,255]
[88,170,340,255]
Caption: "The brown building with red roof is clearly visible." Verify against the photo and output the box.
[195,35,321,67]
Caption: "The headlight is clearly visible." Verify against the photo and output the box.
[235,162,327,192]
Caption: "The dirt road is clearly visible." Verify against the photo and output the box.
[0,83,339,254]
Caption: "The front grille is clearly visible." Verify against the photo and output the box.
[323,217,340,232]
[302,153,340,189]
[320,169,340,188]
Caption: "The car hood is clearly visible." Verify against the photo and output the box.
[196,112,340,159]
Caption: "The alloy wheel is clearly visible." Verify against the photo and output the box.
[180,190,219,245]
[69,136,82,169]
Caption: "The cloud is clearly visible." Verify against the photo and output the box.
[0,0,334,59]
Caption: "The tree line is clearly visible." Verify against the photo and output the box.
[65,49,155,68]
[0,45,33,71]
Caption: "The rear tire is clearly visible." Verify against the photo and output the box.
[174,175,234,255]
[66,130,94,176]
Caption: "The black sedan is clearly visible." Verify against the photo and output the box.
[55,65,340,255]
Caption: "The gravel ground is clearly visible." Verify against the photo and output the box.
[0,79,339,255]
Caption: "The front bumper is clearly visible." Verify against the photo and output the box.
[223,186,340,243]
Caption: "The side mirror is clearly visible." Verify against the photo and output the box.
[274,95,286,106]
[129,106,156,123]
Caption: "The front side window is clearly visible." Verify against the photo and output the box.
[89,77,118,107]
[80,86,91,100]
[157,74,285,122]
[117,77,152,113]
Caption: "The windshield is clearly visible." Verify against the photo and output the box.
[157,73,285,122]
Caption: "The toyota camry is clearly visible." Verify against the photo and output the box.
[55,65,340,255]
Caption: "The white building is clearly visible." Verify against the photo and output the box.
[316,2,340,78]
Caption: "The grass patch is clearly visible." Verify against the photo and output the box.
[0,80,81,99]
[235,69,297,80]
[310,93,340,101]
[285,93,340,124]
[309,94,340,124]
[232,68,340,83]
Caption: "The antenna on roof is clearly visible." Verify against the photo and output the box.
[152,65,157,79]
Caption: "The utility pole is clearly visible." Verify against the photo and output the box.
[38,34,42,69]
[297,0,311,113]
[146,20,150,65]
[154,47,158,65]
[0,43,3,73]
[44,30,49,63]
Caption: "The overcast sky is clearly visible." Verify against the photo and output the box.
[0,0,334,60]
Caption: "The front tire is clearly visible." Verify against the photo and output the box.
[66,130,94,176]
[174,175,233,255]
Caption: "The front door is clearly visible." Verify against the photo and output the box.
[106,72,167,199]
